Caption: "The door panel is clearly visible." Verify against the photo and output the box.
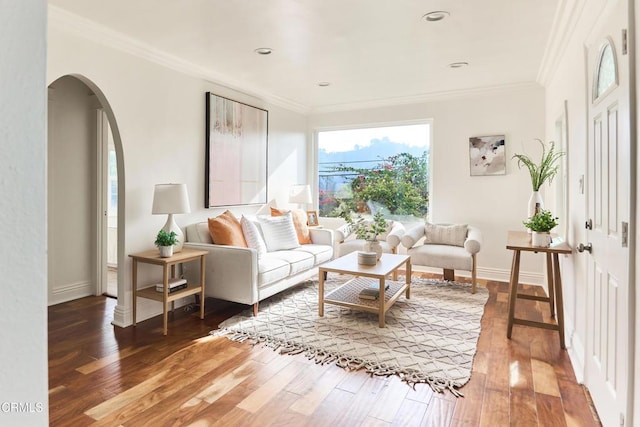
[584,0,630,425]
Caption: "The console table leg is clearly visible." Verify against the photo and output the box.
[553,253,566,349]
[507,250,521,339]
[546,253,556,317]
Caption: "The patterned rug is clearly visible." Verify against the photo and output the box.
[213,275,489,396]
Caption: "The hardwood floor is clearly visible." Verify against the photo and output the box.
[48,274,602,426]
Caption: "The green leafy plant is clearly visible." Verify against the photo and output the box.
[337,206,388,241]
[154,229,178,247]
[512,139,565,191]
[523,209,559,232]
[327,152,429,217]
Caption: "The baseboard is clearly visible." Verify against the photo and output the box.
[49,280,93,305]
[112,292,197,328]
[567,330,586,384]
[410,265,544,285]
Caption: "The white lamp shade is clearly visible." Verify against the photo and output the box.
[289,184,312,205]
[152,183,191,214]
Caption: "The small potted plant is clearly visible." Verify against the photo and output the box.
[342,210,388,260]
[155,229,178,257]
[522,209,558,247]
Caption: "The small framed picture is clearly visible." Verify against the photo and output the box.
[306,210,319,226]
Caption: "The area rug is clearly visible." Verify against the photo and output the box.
[213,276,489,396]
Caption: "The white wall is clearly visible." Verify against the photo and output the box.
[48,76,97,304]
[47,21,309,325]
[309,85,547,283]
[0,0,48,424]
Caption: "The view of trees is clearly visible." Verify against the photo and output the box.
[319,151,429,218]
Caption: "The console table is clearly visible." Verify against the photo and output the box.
[129,248,207,335]
[505,231,572,348]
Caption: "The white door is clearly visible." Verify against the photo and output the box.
[584,0,631,425]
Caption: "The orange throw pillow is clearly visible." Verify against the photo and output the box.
[271,207,312,244]
[207,210,248,247]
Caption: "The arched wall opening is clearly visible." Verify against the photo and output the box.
[47,74,125,311]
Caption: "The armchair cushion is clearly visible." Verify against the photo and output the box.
[424,223,468,247]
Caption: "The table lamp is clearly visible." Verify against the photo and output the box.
[289,184,312,211]
[152,183,191,252]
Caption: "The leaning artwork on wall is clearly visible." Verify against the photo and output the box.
[205,92,268,207]
[469,135,506,176]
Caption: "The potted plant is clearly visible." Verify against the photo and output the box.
[522,209,558,247]
[155,229,178,257]
[337,207,388,260]
[512,139,565,218]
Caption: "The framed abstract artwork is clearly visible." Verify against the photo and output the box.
[205,92,268,207]
[469,135,506,176]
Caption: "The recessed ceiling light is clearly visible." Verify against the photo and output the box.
[318,82,331,87]
[422,11,450,22]
[449,62,469,68]
[254,47,273,55]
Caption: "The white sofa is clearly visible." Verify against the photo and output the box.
[182,221,334,315]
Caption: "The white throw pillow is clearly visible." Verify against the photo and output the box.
[257,212,300,252]
[241,215,267,257]
[424,222,468,247]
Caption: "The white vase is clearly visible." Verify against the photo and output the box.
[363,240,383,261]
[531,231,551,247]
[528,191,544,218]
[159,245,174,258]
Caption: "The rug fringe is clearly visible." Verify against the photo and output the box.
[212,328,464,397]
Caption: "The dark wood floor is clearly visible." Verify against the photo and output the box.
[48,274,602,426]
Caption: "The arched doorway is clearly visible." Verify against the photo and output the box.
[47,75,125,306]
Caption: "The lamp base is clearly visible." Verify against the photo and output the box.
[162,214,184,252]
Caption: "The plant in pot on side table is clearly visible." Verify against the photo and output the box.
[155,229,178,257]
[523,209,559,247]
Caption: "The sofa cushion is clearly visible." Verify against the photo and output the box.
[208,210,248,247]
[185,222,213,244]
[241,215,267,257]
[257,255,291,286]
[271,207,312,244]
[257,212,300,252]
[424,223,468,247]
[267,250,315,275]
[294,244,333,265]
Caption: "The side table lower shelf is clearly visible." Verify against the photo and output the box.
[136,283,203,303]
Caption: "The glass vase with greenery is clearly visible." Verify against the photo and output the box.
[335,204,388,241]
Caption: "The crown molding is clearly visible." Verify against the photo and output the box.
[536,0,586,86]
[48,6,310,114]
[308,81,543,115]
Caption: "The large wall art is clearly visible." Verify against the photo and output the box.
[205,92,268,207]
[469,135,506,176]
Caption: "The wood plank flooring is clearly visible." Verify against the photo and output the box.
[48,274,602,426]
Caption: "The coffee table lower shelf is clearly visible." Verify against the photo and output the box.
[323,277,408,324]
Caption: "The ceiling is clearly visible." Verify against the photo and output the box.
[48,0,559,113]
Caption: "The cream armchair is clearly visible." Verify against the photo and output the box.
[401,223,482,293]
[334,220,406,257]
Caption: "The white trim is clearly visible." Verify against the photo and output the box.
[111,304,130,328]
[310,82,542,115]
[410,265,545,286]
[48,5,309,115]
[49,281,93,305]
[567,319,586,383]
[537,0,587,86]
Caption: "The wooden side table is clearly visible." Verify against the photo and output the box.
[505,231,572,348]
[129,248,207,335]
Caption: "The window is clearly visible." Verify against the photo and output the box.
[594,40,617,101]
[317,123,430,221]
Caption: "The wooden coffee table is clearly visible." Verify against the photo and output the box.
[318,252,411,327]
